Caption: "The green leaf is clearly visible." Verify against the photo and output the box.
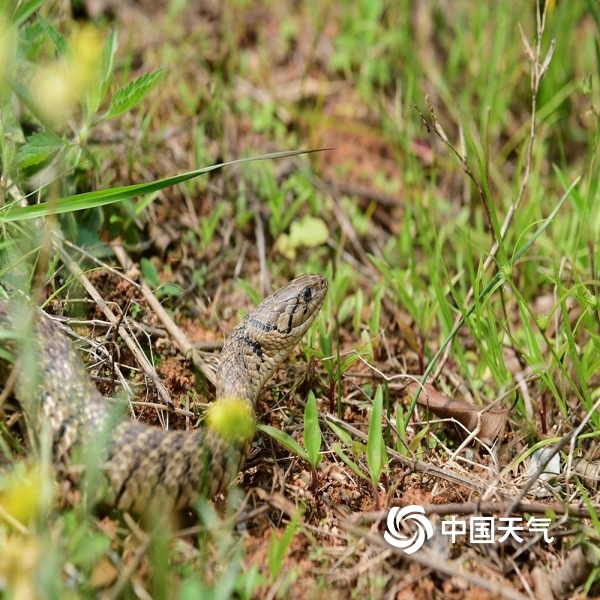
[99,29,117,94]
[369,284,383,338]
[69,531,111,568]
[332,443,370,483]
[86,29,117,116]
[160,283,183,298]
[15,131,65,169]
[104,68,165,120]
[367,385,388,486]
[140,257,159,287]
[258,424,309,463]
[199,202,227,248]
[395,403,410,456]
[275,215,329,260]
[318,319,333,358]
[6,74,50,130]
[325,418,353,445]
[288,215,329,248]
[37,14,69,57]
[268,508,303,579]
[304,391,322,468]
[409,176,580,423]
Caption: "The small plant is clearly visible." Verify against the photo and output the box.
[366,385,389,493]
[268,508,303,581]
[3,12,164,205]
[257,391,324,509]
[327,384,389,507]
[257,392,323,497]
[304,390,322,495]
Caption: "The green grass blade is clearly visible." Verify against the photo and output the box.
[325,417,353,445]
[0,149,329,223]
[407,175,580,425]
[9,0,45,26]
[268,508,303,579]
[332,444,370,483]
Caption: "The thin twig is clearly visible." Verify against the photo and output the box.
[352,501,598,521]
[111,241,217,387]
[338,518,529,600]
[55,238,174,408]
[0,503,29,534]
[101,536,150,600]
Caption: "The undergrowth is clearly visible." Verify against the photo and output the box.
[1,0,600,598]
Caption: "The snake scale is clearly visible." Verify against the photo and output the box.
[0,274,327,514]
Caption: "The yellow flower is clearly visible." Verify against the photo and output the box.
[206,397,256,443]
[70,24,103,92]
[0,466,47,526]
[31,24,103,127]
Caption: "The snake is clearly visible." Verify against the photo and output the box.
[0,274,327,514]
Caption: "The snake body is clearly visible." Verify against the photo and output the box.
[0,274,327,513]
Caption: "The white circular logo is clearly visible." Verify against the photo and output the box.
[384,505,433,554]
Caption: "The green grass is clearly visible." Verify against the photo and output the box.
[1,0,600,597]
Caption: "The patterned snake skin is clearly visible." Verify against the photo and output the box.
[0,274,327,514]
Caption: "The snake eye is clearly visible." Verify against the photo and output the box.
[301,286,312,303]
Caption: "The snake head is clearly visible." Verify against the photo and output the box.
[216,274,328,401]
[264,273,328,338]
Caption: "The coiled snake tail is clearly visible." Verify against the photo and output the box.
[0,274,327,513]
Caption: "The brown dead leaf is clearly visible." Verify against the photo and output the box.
[550,545,597,599]
[90,554,119,589]
[407,383,508,446]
